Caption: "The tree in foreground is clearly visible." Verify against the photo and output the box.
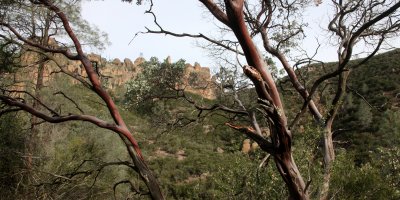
[130,0,400,199]
[1,0,399,199]
[0,0,163,199]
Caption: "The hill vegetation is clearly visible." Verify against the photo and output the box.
[281,49,400,163]
[1,49,399,199]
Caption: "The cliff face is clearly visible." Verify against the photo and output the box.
[87,54,217,99]
[11,51,217,99]
[86,53,144,90]
[181,62,217,99]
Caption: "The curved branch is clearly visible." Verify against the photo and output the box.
[199,0,231,27]
[53,91,84,114]
[0,95,117,130]
[136,6,243,55]
[141,28,244,55]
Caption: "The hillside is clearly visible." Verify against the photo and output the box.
[280,49,400,163]
[335,49,400,162]
[1,49,399,199]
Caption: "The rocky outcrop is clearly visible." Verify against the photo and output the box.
[91,55,216,98]
[181,62,216,99]
[10,50,217,99]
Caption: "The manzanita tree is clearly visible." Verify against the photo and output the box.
[2,0,400,199]
[131,0,400,199]
[0,0,164,199]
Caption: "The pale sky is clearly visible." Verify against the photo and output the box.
[81,1,398,71]
[82,1,218,68]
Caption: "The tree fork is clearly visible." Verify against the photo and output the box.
[203,0,310,198]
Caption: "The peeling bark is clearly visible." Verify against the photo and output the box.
[275,152,308,200]
[200,1,309,199]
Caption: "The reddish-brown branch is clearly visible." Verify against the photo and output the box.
[200,1,308,199]
[0,1,165,199]
[0,95,117,130]
[2,89,59,116]
[224,0,283,110]
[199,0,231,27]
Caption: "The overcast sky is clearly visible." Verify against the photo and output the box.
[82,1,218,67]
[81,1,398,71]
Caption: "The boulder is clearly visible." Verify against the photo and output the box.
[242,139,251,154]
[88,53,102,63]
[112,58,122,66]
[166,56,172,64]
[124,58,134,70]
[251,142,259,151]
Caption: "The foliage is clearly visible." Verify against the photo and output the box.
[0,40,20,74]
[0,113,26,199]
[58,0,110,51]
[125,57,186,113]
[280,49,400,164]
[330,152,400,200]
[1,49,400,198]
[0,0,109,51]
[330,50,400,163]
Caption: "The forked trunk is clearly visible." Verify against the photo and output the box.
[319,70,349,199]
[221,1,308,199]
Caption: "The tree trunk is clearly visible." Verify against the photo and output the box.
[270,123,309,200]
[275,152,308,200]
[27,62,45,170]
[27,8,51,170]
[221,1,308,199]
[119,131,165,200]
[319,128,334,200]
[128,147,164,200]
[319,70,349,200]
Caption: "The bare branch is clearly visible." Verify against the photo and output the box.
[134,6,243,55]
[53,91,84,114]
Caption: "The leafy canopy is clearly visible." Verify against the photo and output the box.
[125,57,186,110]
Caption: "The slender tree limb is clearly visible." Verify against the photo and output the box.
[135,5,243,55]
[1,89,60,116]
[0,95,117,130]
[53,91,84,114]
